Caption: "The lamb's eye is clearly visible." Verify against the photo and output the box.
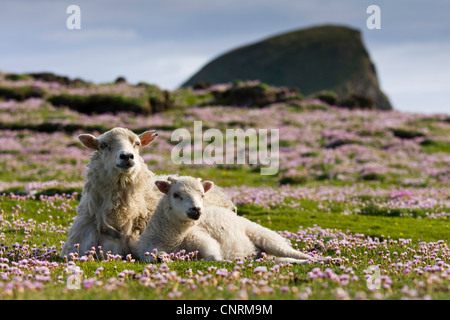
[173,193,182,200]
[99,143,109,150]
[201,194,205,198]
[134,141,140,148]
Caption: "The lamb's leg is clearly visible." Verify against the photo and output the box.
[272,257,310,265]
[187,232,224,262]
[140,244,169,263]
[245,220,314,261]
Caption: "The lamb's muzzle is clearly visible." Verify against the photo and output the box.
[187,206,202,220]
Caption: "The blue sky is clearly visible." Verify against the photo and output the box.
[0,0,449,114]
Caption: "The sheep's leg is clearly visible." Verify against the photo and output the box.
[61,216,98,258]
[245,220,314,261]
[139,243,169,263]
[100,226,121,239]
[99,233,123,257]
[119,219,134,255]
[272,257,310,265]
[187,232,224,262]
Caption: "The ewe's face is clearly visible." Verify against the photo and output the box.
[78,128,158,175]
[155,178,214,222]
[99,130,142,173]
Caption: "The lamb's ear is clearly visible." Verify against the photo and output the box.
[139,130,158,148]
[78,134,99,150]
[155,180,171,194]
[202,181,214,193]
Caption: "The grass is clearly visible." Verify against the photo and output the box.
[1,191,448,300]
[420,139,450,154]
[238,202,449,243]
[173,166,279,187]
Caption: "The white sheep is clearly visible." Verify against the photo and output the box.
[138,176,317,264]
[61,127,236,259]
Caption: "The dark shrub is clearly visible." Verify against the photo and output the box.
[213,83,277,107]
[115,76,127,84]
[48,94,151,115]
[313,90,339,105]
[193,81,211,90]
[391,128,425,139]
[28,72,90,87]
[150,90,172,113]
[0,85,45,101]
[279,174,308,185]
[340,93,374,110]
[4,74,32,81]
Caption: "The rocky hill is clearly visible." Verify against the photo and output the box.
[182,25,392,110]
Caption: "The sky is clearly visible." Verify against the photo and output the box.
[0,0,449,114]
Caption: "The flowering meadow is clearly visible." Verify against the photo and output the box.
[0,74,449,300]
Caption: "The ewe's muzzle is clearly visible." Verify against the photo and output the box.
[116,152,136,171]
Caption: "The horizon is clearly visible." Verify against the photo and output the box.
[1,0,449,114]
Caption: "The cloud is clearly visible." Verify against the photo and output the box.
[41,27,139,43]
[370,41,450,113]
[1,0,449,114]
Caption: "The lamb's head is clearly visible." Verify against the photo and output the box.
[78,127,158,174]
[155,176,214,221]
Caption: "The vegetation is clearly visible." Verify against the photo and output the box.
[182,25,393,110]
[0,70,448,300]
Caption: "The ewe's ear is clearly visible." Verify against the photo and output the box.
[139,130,158,148]
[78,134,99,150]
[202,181,214,193]
[155,180,171,194]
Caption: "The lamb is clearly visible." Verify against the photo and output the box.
[138,176,317,264]
[61,127,236,259]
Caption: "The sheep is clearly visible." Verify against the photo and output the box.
[137,176,318,264]
[61,127,236,259]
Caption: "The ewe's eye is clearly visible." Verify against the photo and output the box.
[134,141,141,148]
[173,193,182,200]
[201,194,205,198]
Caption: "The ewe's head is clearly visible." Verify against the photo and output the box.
[155,176,214,221]
[78,127,158,174]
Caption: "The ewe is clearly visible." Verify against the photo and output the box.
[61,127,159,258]
[138,176,317,264]
[61,128,235,259]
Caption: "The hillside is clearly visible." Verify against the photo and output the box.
[0,70,449,300]
[182,25,393,110]
[0,70,448,192]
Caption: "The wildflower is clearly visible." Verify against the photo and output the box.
[216,268,229,277]
[280,286,290,292]
[253,266,268,275]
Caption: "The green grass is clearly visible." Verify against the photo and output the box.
[238,202,450,243]
[420,139,450,154]
[162,166,280,187]
[1,192,449,300]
